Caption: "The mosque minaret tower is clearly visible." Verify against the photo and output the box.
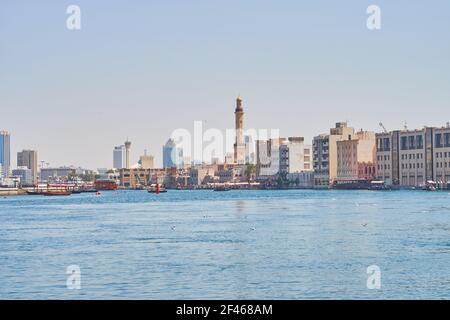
[234,95,246,164]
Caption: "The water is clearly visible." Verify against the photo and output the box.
[0,189,449,299]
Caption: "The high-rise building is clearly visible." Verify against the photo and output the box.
[234,96,246,164]
[0,131,11,178]
[17,150,38,184]
[313,122,355,187]
[163,139,183,169]
[113,145,126,169]
[124,140,132,169]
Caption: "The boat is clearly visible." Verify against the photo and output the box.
[332,180,371,190]
[424,181,437,191]
[94,179,118,191]
[213,186,230,192]
[147,184,167,193]
[42,190,72,196]
[368,180,390,191]
[27,190,43,195]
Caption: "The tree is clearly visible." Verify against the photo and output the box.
[245,164,256,182]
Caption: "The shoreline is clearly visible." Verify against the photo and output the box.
[1,187,449,197]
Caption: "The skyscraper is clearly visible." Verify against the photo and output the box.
[0,131,11,178]
[17,150,38,184]
[125,140,132,169]
[163,138,183,169]
[113,145,126,169]
[234,96,245,164]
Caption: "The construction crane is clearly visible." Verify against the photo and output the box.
[379,122,387,133]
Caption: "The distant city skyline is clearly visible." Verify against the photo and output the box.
[2,1,450,169]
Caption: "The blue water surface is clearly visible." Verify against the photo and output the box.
[0,189,449,299]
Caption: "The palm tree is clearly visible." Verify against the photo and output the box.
[245,164,256,182]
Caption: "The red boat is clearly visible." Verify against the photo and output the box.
[95,179,118,191]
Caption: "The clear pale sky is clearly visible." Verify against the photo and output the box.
[1,0,449,169]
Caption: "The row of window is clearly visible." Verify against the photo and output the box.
[402,163,425,169]
[436,162,450,168]
[377,164,391,170]
[436,152,450,158]
[377,138,391,152]
[401,153,424,160]
[377,155,391,161]
[401,135,424,150]
[377,162,450,170]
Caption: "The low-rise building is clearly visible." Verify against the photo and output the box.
[190,165,216,186]
[313,122,355,188]
[12,167,33,186]
[433,125,450,187]
[40,167,76,182]
[336,130,376,183]
[376,127,434,187]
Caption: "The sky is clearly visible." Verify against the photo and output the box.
[1,0,449,169]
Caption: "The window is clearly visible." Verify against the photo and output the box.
[445,133,450,147]
[416,135,423,149]
[401,137,408,150]
[409,136,415,149]
[436,133,443,148]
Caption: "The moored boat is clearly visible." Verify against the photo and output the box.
[147,184,167,193]
[423,180,437,191]
[213,186,230,192]
[368,180,390,191]
[42,190,72,196]
[95,179,118,191]
[332,180,371,190]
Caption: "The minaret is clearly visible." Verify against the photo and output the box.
[234,96,245,164]
[124,139,131,169]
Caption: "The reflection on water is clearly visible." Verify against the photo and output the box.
[0,189,449,299]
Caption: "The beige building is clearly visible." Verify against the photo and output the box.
[433,125,450,186]
[336,130,376,182]
[313,122,355,187]
[376,128,434,187]
[189,165,217,186]
[139,154,154,169]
